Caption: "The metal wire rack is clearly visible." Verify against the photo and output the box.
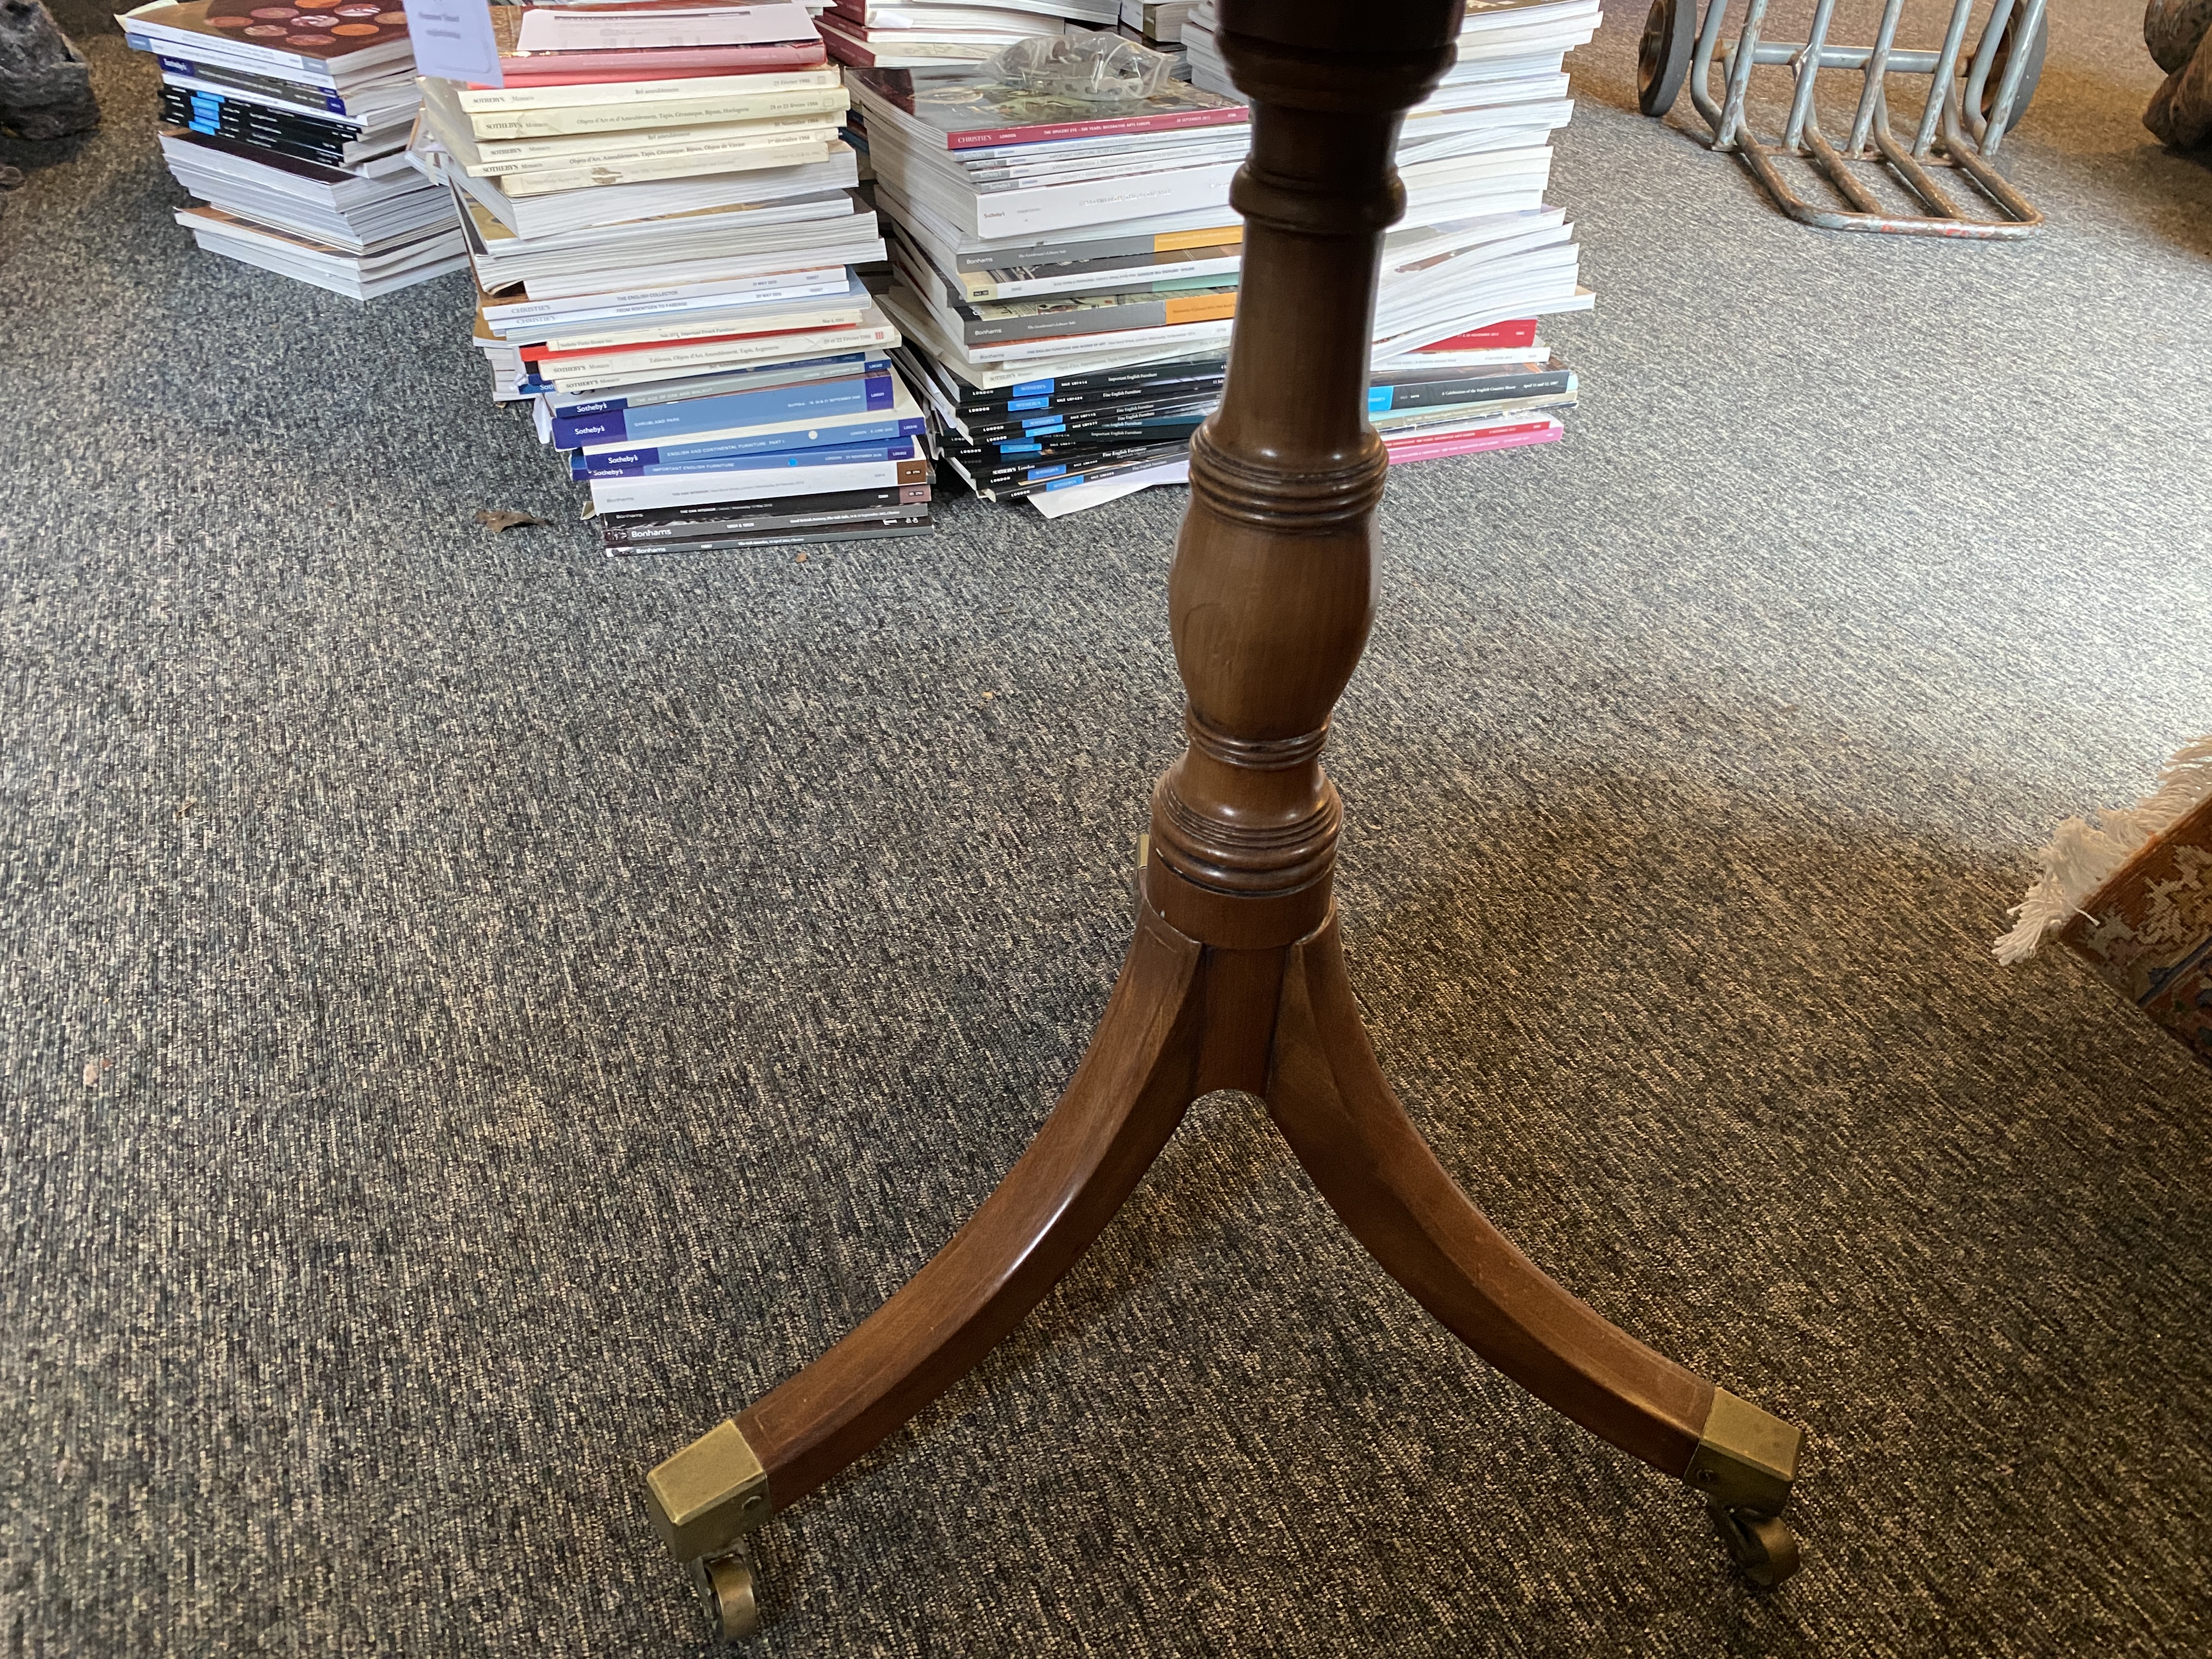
[1637,0,2050,237]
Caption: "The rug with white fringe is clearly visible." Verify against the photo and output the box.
[1998,736,2212,1066]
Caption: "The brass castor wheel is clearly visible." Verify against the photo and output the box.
[1709,1502,1801,1588]
[689,1545,760,1643]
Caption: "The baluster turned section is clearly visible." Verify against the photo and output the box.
[1146,3,1464,952]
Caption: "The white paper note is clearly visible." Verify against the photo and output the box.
[400,0,505,87]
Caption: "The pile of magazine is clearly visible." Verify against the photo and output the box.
[119,0,464,298]
[862,0,1601,516]
[850,43,1247,513]
[1184,0,1600,459]
[813,0,1119,72]
[411,1,936,558]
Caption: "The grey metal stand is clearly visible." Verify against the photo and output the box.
[1639,0,2048,238]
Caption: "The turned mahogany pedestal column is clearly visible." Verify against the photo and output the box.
[642,2,1806,1638]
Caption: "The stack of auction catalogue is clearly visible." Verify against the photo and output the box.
[855,5,1596,517]
[411,1,933,556]
[120,0,462,297]
[849,37,1243,511]
[1177,0,1601,475]
[815,0,1119,71]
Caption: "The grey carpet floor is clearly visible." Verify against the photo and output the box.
[4,3,2211,1655]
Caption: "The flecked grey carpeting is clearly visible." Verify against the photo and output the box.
[4,3,2211,1655]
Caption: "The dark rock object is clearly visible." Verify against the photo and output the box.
[0,0,100,140]
[2147,0,2212,74]
[2146,0,2212,150]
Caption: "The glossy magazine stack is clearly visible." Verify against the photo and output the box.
[1184,0,1602,461]
[408,1,938,557]
[856,0,1599,517]
[120,0,464,297]
[850,55,1246,511]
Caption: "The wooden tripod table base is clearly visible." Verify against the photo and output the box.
[644,891,1805,1639]
[641,0,1806,1635]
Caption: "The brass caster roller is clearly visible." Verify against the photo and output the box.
[688,1544,761,1644]
[1709,1503,1801,1589]
[649,1419,774,1642]
[1686,1387,1804,1589]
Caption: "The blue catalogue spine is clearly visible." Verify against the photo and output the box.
[574,437,925,482]
[540,351,890,424]
[580,414,926,475]
[554,369,894,450]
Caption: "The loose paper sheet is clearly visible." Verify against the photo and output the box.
[400,0,505,86]
[1028,458,1189,518]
